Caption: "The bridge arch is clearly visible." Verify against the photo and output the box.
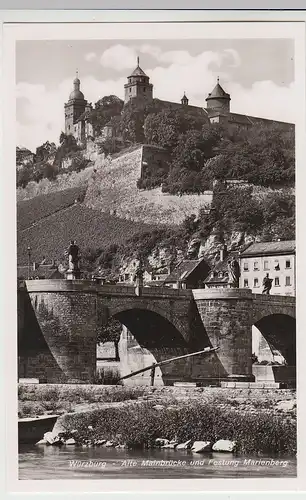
[254,313,296,365]
[108,301,190,343]
[106,305,193,385]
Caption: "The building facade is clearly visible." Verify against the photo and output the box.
[239,241,295,296]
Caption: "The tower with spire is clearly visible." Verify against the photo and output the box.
[181,91,189,106]
[124,57,153,104]
[64,71,90,136]
[205,77,231,113]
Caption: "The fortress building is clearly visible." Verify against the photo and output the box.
[64,71,93,142]
[64,59,293,143]
[124,56,153,104]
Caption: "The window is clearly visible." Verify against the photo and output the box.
[243,279,249,288]
[285,276,291,286]
[264,260,269,270]
[286,260,291,269]
[243,262,249,271]
[254,261,259,271]
[274,260,280,271]
[275,277,280,286]
[143,87,146,92]
[254,278,259,287]
[129,88,131,92]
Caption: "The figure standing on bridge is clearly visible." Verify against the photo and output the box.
[227,257,240,288]
[262,273,273,294]
[65,240,81,279]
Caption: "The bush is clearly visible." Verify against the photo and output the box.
[60,401,296,455]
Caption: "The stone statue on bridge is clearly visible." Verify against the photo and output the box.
[134,261,144,288]
[227,257,240,288]
[65,240,81,279]
[262,273,273,295]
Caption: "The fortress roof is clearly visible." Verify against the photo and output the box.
[130,65,148,77]
[208,82,230,98]
[69,89,85,100]
[206,80,231,102]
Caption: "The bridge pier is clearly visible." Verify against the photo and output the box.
[193,289,255,382]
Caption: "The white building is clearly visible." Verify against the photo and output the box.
[239,240,295,296]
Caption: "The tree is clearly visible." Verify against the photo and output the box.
[119,101,145,143]
[144,108,208,151]
[89,95,124,136]
[16,165,34,188]
[161,127,219,194]
[97,317,122,361]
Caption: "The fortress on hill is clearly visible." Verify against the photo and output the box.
[64,57,294,144]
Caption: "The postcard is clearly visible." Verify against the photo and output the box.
[1,8,306,496]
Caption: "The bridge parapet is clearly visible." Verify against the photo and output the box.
[253,293,295,307]
[23,280,193,299]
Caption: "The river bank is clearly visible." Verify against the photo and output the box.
[18,384,296,456]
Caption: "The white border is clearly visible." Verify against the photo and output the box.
[1,9,306,496]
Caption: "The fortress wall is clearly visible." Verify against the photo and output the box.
[85,146,213,225]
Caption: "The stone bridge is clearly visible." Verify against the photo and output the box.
[18,280,295,385]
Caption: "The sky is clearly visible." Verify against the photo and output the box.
[16,39,295,151]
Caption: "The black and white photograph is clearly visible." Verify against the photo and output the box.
[2,14,305,492]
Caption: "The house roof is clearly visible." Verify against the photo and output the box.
[17,264,64,280]
[204,251,239,285]
[164,259,205,283]
[240,240,295,257]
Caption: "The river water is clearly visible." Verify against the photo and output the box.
[19,444,296,480]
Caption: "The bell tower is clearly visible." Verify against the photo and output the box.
[181,91,189,106]
[64,71,88,135]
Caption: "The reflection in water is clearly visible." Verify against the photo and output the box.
[19,444,297,480]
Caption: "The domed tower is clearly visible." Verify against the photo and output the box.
[124,57,153,105]
[205,77,231,113]
[64,71,88,135]
[181,91,189,106]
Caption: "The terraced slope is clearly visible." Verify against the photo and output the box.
[17,200,156,265]
[17,186,86,231]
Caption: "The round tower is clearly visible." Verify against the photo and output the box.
[124,57,153,105]
[205,77,231,113]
